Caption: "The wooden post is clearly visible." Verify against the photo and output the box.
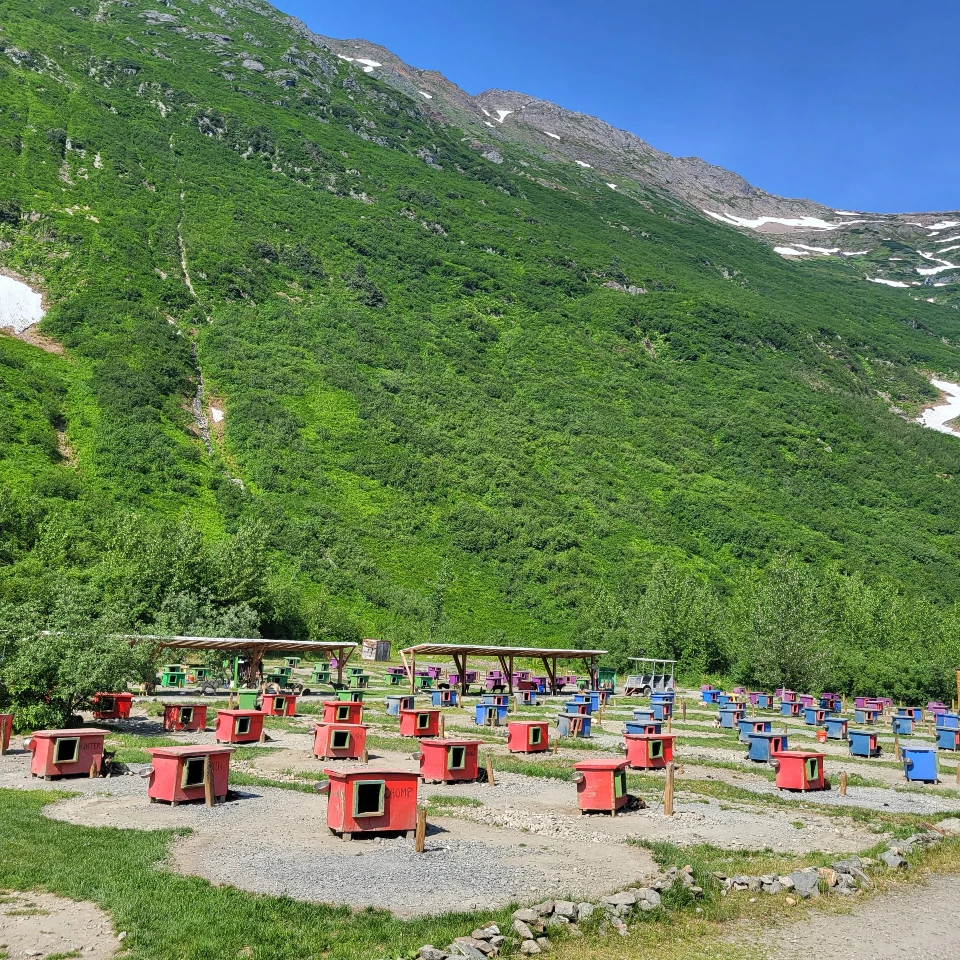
[0,717,6,757]
[414,806,427,853]
[553,738,559,755]
[667,716,672,734]
[664,762,675,816]
[259,726,267,744]
[204,756,215,807]
[894,736,901,761]
[839,771,847,796]
[362,747,369,764]
[438,714,445,739]
[955,762,960,786]
[485,754,495,786]
[228,690,235,710]
[89,761,98,779]
[681,700,687,722]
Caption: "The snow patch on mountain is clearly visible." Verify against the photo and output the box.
[0,274,45,333]
[867,277,909,288]
[705,210,862,231]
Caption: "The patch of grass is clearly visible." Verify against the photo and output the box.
[46,952,82,960]
[0,788,518,960]
[425,795,483,810]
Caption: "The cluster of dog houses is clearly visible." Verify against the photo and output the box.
[706,686,959,787]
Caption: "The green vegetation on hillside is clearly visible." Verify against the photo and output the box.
[1,0,960,697]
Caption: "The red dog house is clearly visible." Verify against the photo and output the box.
[26,728,110,779]
[314,722,368,760]
[146,745,232,805]
[214,709,265,744]
[162,703,208,733]
[399,708,440,738]
[0,714,12,752]
[770,750,829,791]
[261,692,298,717]
[507,721,550,754]
[319,768,420,839]
[322,700,364,725]
[624,733,675,770]
[418,738,481,782]
[573,759,629,815]
[92,692,134,721]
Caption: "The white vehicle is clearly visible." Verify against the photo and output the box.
[624,658,676,695]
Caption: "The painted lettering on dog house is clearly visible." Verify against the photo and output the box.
[26,728,110,779]
[319,768,419,839]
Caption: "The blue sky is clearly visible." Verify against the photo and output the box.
[282,1,957,213]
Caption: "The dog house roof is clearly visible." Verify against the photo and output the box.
[323,767,419,781]
[216,709,261,717]
[574,758,628,771]
[623,733,676,742]
[30,728,110,738]
[147,745,234,759]
[420,738,482,747]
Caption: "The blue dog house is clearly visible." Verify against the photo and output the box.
[936,727,960,751]
[780,702,802,717]
[938,712,959,730]
[386,694,415,716]
[902,747,938,783]
[633,708,655,724]
[849,729,881,758]
[897,707,922,722]
[717,694,732,708]
[755,694,774,709]
[746,732,788,763]
[431,689,460,707]
[701,689,722,704]
[515,690,537,706]
[891,715,913,736]
[854,707,881,724]
[624,720,663,736]
[475,702,508,726]
[824,716,848,740]
[803,707,827,726]
[556,712,592,738]
[481,694,509,707]
[651,701,673,721]
[737,718,772,743]
[718,705,744,729]
[564,698,592,716]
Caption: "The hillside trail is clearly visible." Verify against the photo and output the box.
[740,872,960,959]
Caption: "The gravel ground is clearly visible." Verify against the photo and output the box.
[0,890,117,959]
[743,872,960,960]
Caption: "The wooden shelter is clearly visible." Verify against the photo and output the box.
[131,636,358,687]
[398,643,606,697]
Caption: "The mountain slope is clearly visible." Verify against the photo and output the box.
[0,0,959,672]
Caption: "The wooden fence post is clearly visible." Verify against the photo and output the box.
[485,754,496,787]
[839,771,847,797]
[204,756,215,807]
[414,807,427,853]
[664,762,675,816]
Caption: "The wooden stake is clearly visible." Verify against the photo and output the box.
[667,716,672,734]
[664,762,675,816]
[955,762,960,786]
[485,754,496,787]
[259,727,266,744]
[414,806,427,854]
[894,736,901,761]
[204,756,215,807]
[362,748,369,764]
[228,691,234,710]
[0,717,6,756]
[89,761,98,779]
[839,771,847,796]
[438,714,445,739]
[681,701,687,722]
[553,738,559,755]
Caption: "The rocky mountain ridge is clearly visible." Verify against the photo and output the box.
[313,32,958,304]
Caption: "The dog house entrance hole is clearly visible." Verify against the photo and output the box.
[53,738,80,765]
[336,706,349,721]
[615,771,626,798]
[332,730,351,750]
[448,746,466,769]
[180,707,194,724]
[529,726,542,745]
[273,697,286,713]
[805,758,819,781]
[417,713,430,730]
[650,740,664,759]
[99,697,116,712]
[353,780,385,817]
[235,716,251,735]
[182,757,206,788]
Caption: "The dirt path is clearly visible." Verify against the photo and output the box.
[745,873,960,959]
[0,890,117,959]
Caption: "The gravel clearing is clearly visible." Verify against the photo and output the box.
[0,890,117,959]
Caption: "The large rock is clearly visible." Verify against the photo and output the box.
[601,891,637,907]
[512,921,534,941]
[420,947,447,960]
[880,851,908,870]
[519,942,540,956]
[576,903,595,920]
[936,817,960,835]
[553,901,577,920]
[787,868,820,899]
[512,909,539,924]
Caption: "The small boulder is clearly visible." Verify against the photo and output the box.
[880,851,908,870]
[788,868,820,899]
[519,942,540,956]
[420,947,447,960]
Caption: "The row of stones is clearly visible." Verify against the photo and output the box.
[415,819,960,960]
